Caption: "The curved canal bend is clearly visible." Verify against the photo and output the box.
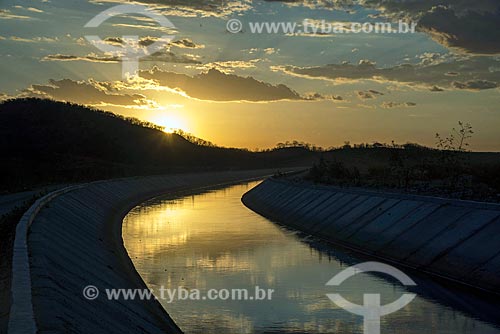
[123,181,500,334]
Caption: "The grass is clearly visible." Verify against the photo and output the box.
[304,145,500,202]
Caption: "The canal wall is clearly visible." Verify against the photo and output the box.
[242,178,500,293]
[9,169,282,334]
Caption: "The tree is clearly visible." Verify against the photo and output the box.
[435,121,473,152]
[435,121,474,193]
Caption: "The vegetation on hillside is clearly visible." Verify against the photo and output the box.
[306,122,500,203]
[2,98,499,202]
[0,98,317,192]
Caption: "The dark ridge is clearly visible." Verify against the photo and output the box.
[0,98,316,192]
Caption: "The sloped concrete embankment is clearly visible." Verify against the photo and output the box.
[11,170,280,334]
[242,178,500,293]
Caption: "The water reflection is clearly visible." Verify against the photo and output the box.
[123,181,500,334]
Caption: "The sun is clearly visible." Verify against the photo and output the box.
[151,113,188,133]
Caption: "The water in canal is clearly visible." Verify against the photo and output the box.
[123,181,500,334]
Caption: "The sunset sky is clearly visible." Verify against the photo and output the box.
[1,0,499,150]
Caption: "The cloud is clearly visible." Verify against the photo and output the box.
[417,6,500,55]
[6,36,59,43]
[110,23,176,32]
[142,50,201,63]
[84,36,202,64]
[171,38,205,49]
[139,67,303,101]
[265,0,354,11]
[452,80,498,91]
[0,9,32,20]
[99,36,175,48]
[362,0,498,15]
[24,79,154,106]
[187,59,261,73]
[381,101,416,108]
[285,32,335,38]
[357,90,383,99]
[42,53,121,63]
[103,37,125,46]
[430,85,444,92]
[304,92,344,101]
[274,57,500,91]
[0,93,10,101]
[244,47,279,55]
[268,0,500,54]
[13,5,44,13]
[264,48,277,55]
[137,36,171,47]
[163,0,254,18]
[357,91,372,99]
[89,0,252,18]
[368,1,500,54]
[42,50,201,64]
[369,89,384,96]
[18,68,341,104]
[84,0,500,54]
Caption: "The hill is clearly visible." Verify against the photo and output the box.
[0,98,316,192]
[305,145,500,202]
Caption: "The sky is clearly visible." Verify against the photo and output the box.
[0,0,499,151]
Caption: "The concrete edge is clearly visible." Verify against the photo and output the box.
[8,184,84,334]
[242,178,500,294]
[104,173,280,333]
[272,178,500,210]
[8,170,291,334]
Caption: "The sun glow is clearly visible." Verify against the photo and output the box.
[151,113,189,133]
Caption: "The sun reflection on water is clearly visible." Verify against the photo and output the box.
[123,182,500,334]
